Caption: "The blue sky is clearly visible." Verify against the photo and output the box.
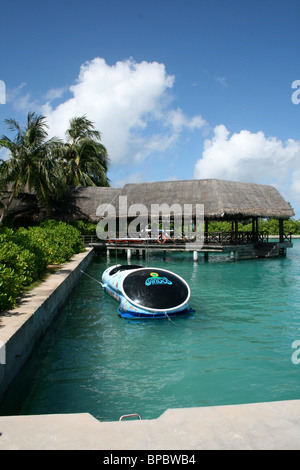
[1,0,300,216]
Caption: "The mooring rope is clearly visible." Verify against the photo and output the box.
[164,312,182,326]
[80,269,104,287]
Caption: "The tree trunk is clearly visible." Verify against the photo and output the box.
[0,192,14,226]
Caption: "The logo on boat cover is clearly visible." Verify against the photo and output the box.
[145,272,173,286]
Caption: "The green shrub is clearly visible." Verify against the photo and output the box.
[0,220,85,312]
[0,264,26,311]
[207,218,300,235]
[0,241,39,286]
[71,220,97,235]
[7,227,47,276]
[31,220,85,264]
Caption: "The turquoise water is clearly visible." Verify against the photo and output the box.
[1,242,300,421]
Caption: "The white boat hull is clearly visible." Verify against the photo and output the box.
[102,264,194,319]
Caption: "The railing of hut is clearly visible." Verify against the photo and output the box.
[203,230,269,245]
[282,232,292,242]
[81,231,293,247]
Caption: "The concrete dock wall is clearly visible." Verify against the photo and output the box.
[0,248,95,402]
[1,399,300,449]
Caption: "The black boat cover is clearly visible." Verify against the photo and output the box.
[122,268,189,311]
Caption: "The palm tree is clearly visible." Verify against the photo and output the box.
[0,112,65,225]
[62,115,110,187]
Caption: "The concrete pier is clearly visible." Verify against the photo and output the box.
[0,399,300,449]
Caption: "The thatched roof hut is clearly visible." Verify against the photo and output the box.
[2,178,294,224]
[2,186,121,223]
[110,179,294,220]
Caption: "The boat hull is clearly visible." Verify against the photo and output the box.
[102,264,194,319]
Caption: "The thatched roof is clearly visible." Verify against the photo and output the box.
[68,186,120,222]
[2,186,121,223]
[109,179,294,220]
[2,179,294,222]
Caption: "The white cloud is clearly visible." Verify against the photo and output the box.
[44,87,67,101]
[7,82,47,114]
[43,57,206,167]
[0,148,10,161]
[165,108,207,133]
[215,76,227,87]
[194,124,300,205]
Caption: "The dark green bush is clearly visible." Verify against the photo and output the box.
[7,227,48,276]
[0,240,38,286]
[207,218,300,234]
[71,220,97,235]
[0,220,85,312]
[0,264,26,310]
[31,220,85,264]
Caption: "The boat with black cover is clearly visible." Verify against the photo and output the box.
[102,264,194,319]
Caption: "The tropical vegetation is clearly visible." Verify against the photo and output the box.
[62,115,109,186]
[0,112,64,225]
[0,112,109,226]
[207,219,300,235]
[0,220,85,312]
[0,112,111,312]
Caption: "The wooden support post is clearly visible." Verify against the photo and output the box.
[234,215,239,243]
[205,219,208,243]
[127,249,131,260]
[193,250,198,261]
[279,218,284,243]
[252,217,258,243]
[204,252,209,262]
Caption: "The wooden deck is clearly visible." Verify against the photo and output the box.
[81,231,293,260]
